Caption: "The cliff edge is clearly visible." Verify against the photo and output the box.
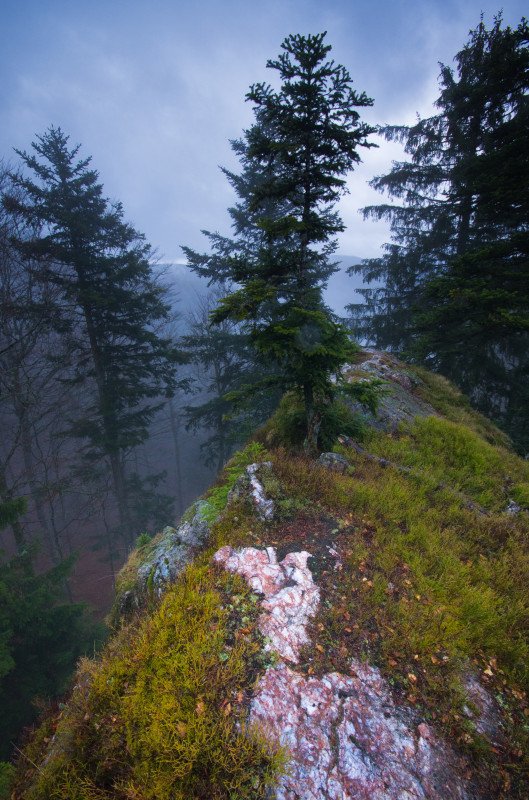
[11,351,529,799]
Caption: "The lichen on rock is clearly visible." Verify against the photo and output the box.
[343,349,438,432]
[317,452,350,474]
[113,500,212,618]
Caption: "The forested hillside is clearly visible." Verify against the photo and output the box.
[0,16,527,797]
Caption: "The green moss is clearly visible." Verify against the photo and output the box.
[0,762,15,800]
[255,392,365,452]
[271,422,529,759]
[413,367,512,448]
[14,365,529,800]
[358,415,529,513]
[510,484,529,509]
[15,563,287,800]
[201,442,270,524]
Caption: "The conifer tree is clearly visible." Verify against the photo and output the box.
[350,16,529,450]
[0,497,102,762]
[7,127,183,544]
[180,289,279,472]
[188,33,378,451]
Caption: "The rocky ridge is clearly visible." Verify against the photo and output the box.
[12,351,529,800]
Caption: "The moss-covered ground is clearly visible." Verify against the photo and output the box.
[11,362,529,799]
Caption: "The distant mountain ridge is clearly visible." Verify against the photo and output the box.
[168,256,366,320]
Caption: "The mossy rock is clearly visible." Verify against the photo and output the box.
[112,501,213,622]
[343,349,437,432]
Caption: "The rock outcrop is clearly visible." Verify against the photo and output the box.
[344,349,437,431]
[12,351,529,800]
[214,544,472,800]
[113,500,212,616]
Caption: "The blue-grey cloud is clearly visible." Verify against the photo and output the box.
[1,0,526,271]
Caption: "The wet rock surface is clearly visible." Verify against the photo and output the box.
[213,545,319,663]
[115,502,212,616]
[345,349,437,432]
[214,544,475,800]
[136,501,211,594]
[251,662,469,800]
[317,452,350,474]
[227,462,275,520]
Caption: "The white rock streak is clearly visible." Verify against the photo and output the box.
[246,462,275,520]
[213,545,319,663]
[213,545,470,799]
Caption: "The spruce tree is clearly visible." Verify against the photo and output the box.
[180,289,280,472]
[188,33,378,451]
[350,16,529,450]
[7,127,184,544]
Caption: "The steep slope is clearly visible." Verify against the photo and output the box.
[10,352,529,799]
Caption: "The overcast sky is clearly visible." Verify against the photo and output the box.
[1,0,526,272]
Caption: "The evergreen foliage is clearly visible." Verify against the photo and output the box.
[180,290,280,472]
[6,127,184,543]
[349,16,529,451]
[186,32,378,451]
[0,500,104,762]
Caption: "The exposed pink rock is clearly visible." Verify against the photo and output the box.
[213,546,320,663]
[251,661,469,800]
[214,545,473,798]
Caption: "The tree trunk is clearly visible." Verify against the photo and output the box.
[303,382,321,454]
[17,391,63,563]
[0,470,26,552]
[168,398,184,519]
[108,451,133,548]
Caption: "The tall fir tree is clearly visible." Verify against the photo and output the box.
[0,497,104,762]
[188,33,378,451]
[7,127,184,544]
[349,16,529,451]
[180,288,280,472]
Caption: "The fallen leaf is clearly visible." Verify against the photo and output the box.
[224,702,232,716]
[176,722,187,737]
[196,700,205,715]
[388,659,398,667]
[240,628,251,634]
[407,673,418,685]
[315,644,324,653]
